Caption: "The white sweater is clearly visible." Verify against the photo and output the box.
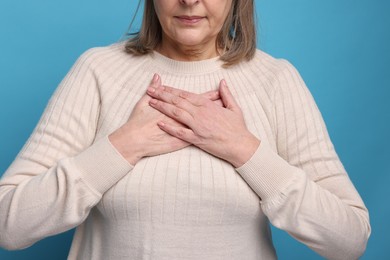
[0,43,370,259]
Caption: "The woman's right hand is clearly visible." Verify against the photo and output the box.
[108,74,220,165]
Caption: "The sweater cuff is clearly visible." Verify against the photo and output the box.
[235,142,299,201]
[72,136,134,194]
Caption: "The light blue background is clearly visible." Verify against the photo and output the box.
[0,0,388,259]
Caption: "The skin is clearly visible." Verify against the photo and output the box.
[109,74,221,165]
[153,0,233,61]
[147,80,260,168]
[109,0,260,167]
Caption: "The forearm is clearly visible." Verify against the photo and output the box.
[0,137,133,250]
[236,143,370,259]
[264,174,369,260]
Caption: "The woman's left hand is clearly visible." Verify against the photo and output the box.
[147,78,260,168]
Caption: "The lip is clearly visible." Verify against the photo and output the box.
[174,15,205,25]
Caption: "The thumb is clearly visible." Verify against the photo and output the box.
[219,79,239,111]
[143,73,162,100]
[151,73,162,88]
[139,74,162,104]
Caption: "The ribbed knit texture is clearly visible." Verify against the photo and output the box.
[0,43,370,259]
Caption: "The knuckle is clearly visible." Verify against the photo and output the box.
[155,88,164,98]
[172,108,182,117]
[176,128,186,138]
[153,90,161,98]
[179,91,190,99]
[195,97,207,106]
[172,97,181,106]
[152,100,161,107]
[164,87,173,93]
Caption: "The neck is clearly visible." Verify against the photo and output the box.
[156,37,220,61]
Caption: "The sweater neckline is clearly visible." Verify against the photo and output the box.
[149,51,224,75]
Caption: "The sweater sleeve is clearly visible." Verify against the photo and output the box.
[0,49,133,250]
[236,60,371,260]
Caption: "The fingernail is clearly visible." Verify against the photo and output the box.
[147,87,155,93]
[221,79,227,88]
[152,73,159,83]
[149,99,157,105]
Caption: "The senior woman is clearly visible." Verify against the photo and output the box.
[0,0,370,259]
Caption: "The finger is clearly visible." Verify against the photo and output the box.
[147,86,197,115]
[219,79,239,111]
[213,98,223,107]
[159,85,189,97]
[162,115,188,127]
[151,73,162,88]
[157,121,197,144]
[200,90,220,101]
[163,85,219,102]
[135,91,154,107]
[148,84,207,107]
[138,74,162,104]
[149,98,194,127]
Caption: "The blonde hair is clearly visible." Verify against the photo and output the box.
[125,0,256,67]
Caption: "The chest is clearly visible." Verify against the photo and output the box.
[95,72,276,144]
[93,72,276,225]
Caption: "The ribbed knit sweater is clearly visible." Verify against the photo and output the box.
[0,43,370,259]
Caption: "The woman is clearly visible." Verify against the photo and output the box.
[0,0,370,259]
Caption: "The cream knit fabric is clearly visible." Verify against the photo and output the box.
[0,43,370,259]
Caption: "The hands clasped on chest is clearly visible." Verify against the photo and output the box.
[108,73,260,168]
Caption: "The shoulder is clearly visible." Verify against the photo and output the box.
[73,41,149,72]
[75,42,124,64]
[234,49,302,94]
[246,49,299,77]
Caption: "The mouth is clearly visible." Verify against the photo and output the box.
[174,16,205,25]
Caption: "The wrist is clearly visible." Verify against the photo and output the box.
[228,133,260,168]
[108,129,144,165]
